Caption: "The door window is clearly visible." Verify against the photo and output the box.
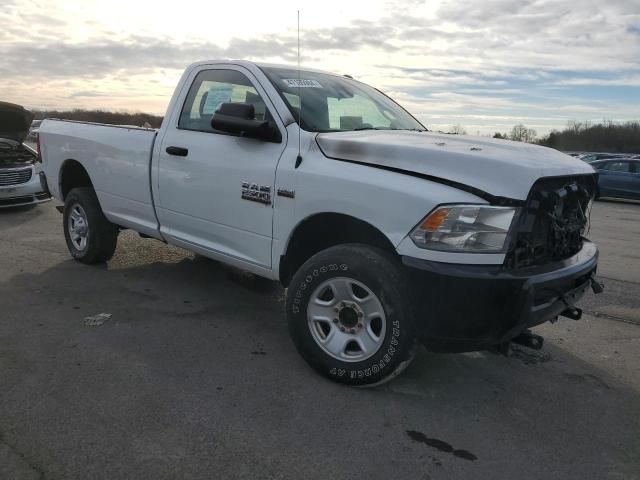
[604,161,631,172]
[179,69,271,133]
[605,162,629,173]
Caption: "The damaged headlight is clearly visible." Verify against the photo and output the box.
[410,205,518,253]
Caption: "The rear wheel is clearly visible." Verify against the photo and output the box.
[63,187,118,264]
[286,244,418,387]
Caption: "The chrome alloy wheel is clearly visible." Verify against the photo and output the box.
[307,277,387,362]
[68,204,89,251]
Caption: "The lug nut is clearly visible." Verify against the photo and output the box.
[357,323,363,328]
[334,307,340,312]
[357,311,363,318]
[333,318,339,324]
[349,328,355,334]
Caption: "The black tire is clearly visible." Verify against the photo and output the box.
[286,244,418,387]
[63,187,118,264]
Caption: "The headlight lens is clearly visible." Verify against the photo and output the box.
[410,205,518,252]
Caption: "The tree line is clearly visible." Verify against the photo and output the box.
[537,120,640,153]
[449,123,538,142]
[32,109,164,129]
[449,120,640,153]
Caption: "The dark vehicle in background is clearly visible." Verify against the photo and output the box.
[579,152,629,163]
[0,102,50,208]
[591,158,640,200]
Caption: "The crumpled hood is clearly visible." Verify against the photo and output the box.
[316,130,596,201]
[0,101,34,143]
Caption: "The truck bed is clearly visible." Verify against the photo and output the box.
[41,119,160,237]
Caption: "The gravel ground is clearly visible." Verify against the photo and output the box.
[0,198,639,480]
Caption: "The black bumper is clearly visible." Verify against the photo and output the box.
[402,240,598,353]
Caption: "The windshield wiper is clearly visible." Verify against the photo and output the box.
[352,127,425,132]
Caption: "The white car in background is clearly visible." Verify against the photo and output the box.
[28,119,42,140]
[0,102,51,208]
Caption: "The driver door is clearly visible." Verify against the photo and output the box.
[155,66,286,269]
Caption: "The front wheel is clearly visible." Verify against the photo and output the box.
[286,244,418,387]
[63,187,118,264]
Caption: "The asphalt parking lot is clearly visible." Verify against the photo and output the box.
[1,199,639,480]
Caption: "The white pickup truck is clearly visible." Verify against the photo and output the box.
[41,60,601,386]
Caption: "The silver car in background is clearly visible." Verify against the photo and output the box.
[28,119,42,140]
[0,102,50,208]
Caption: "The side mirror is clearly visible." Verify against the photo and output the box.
[211,102,278,141]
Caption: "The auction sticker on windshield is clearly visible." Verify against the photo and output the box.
[282,79,323,88]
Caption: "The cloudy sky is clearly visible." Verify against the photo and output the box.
[1,0,639,135]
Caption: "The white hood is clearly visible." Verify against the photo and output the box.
[316,130,596,201]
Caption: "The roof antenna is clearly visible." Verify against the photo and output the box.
[295,10,303,169]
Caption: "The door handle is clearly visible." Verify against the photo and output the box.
[166,146,189,157]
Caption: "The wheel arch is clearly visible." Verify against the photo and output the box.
[59,159,94,200]
[279,212,397,286]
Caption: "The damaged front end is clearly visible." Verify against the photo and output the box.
[506,174,597,269]
[403,174,602,354]
[504,174,604,321]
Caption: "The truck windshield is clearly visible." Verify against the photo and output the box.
[261,67,426,133]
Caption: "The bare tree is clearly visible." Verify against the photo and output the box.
[510,124,537,143]
[449,124,467,135]
[567,120,583,134]
[526,128,537,142]
[510,124,528,142]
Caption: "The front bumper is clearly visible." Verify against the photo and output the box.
[402,240,598,353]
[0,167,51,208]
